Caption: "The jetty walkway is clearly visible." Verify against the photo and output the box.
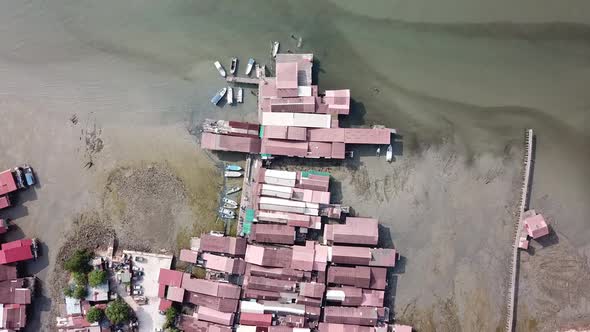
[505,128,534,332]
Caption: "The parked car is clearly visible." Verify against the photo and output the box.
[22,165,35,186]
[132,290,143,295]
[133,285,142,290]
[134,256,145,262]
[132,266,143,272]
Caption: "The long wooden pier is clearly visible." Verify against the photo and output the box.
[226,76,261,85]
[505,128,534,332]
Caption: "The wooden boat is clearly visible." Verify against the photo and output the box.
[245,58,255,75]
[210,87,227,105]
[271,41,280,58]
[214,61,226,77]
[223,202,238,209]
[237,88,243,103]
[226,165,242,171]
[230,57,238,75]
[223,197,238,206]
[227,87,233,104]
[226,186,241,195]
[386,144,393,162]
[224,171,242,178]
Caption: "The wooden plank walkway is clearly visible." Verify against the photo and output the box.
[505,128,534,332]
[226,76,261,85]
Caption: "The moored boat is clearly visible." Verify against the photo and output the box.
[214,61,226,77]
[386,144,393,162]
[223,197,238,206]
[210,87,227,105]
[224,171,242,178]
[227,87,233,104]
[271,41,280,58]
[226,186,241,195]
[245,58,255,75]
[230,57,238,75]
[226,165,242,171]
[237,88,243,103]
[223,202,238,209]
[255,64,261,78]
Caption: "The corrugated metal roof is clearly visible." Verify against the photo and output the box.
[308,128,345,143]
[251,224,295,245]
[158,268,184,287]
[196,306,235,326]
[323,306,379,326]
[261,139,308,157]
[0,171,16,196]
[324,217,379,246]
[343,128,391,144]
[187,292,238,313]
[276,62,298,89]
[200,235,247,257]
[239,313,273,327]
[179,249,199,264]
[166,286,185,302]
[261,113,331,128]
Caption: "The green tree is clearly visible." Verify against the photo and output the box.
[164,306,179,328]
[88,270,107,287]
[64,249,92,273]
[86,307,104,323]
[72,272,87,286]
[105,298,131,324]
[72,284,87,299]
[63,286,74,298]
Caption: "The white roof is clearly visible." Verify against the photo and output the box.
[298,86,312,97]
[261,112,331,128]
[237,326,258,332]
[261,184,293,194]
[326,289,346,301]
[259,196,306,208]
[265,169,296,180]
[240,300,264,314]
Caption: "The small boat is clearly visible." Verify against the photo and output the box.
[271,41,280,58]
[237,88,243,103]
[386,144,393,162]
[256,65,266,78]
[245,58,255,76]
[297,37,303,48]
[220,213,235,220]
[230,57,238,75]
[226,165,242,171]
[224,171,242,178]
[223,197,238,206]
[223,202,238,209]
[226,186,241,195]
[210,87,227,105]
[255,64,261,78]
[214,61,226,77]
[218,208,235,217]
[227,87,233,104]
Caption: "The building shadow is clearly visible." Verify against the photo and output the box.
[2,222,26,241]
[312,58,323,86]
[2,203,29,220]
[24,280,52,332]
[392,134,404,157]
[328,178,343,204]
[339,99,367,127]
[214,151,250,163]
[13,187,38,204]
[534,225,559,248]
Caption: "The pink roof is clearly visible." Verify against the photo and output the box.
[251,224,295,245]
[369,248,396,268]
[0,170,16,196]
[200,235,247,256]
[187,292,239,313]
[323,89,351,115]
[181,274,241,299]
[261,139,308,157]
[319,323,381,332]
[0,196,10,210]
[308,142,333,158]
[328,266,371,288]
[324,217,379,246]
[0,265,17,282]
[202,253,246,275]
[0,240,33,264]
[361,289,385,307]
[275,53,314,86]
[158,284,166,298]
[245,244,293,268]
[166,286,185,302]
[239,313,273,327]
[369,267,387,290]
[276,62,298,89]
[245,275,297,292]
[179,249,199,264]
[270,96,315,113]
[287,126,307,141]
[331,246,371,266]
[392,324,413,332]
[264,125,289,140]
[158,268,183,287]
[524,214,549,239]
[299,282,326,299]
[158,298,173,312]
[331,142,346,159]
[196,306,234,326]
[323,306,379,326]
[291,244,315,271]
[1,238,32,250]
[343,128,391,144]
[201,132,261,153]
[313,243,329,271]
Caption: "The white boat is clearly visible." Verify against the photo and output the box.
[214,61,226,77]
[255,64,261,78]
[223,197,238,206]
[210,87,227,105]
[223,202,238,209]
[271,41,280,58]
[386,144,393,162]
[226,186,241,195]
[227,87,233,104]
[237,88,243,103]
[224,171,242,178]
[230,57,238,75]
[245,58,255,75]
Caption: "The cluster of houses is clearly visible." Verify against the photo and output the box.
[156,166,412,332]
[201,53,393,158]
[518,210,550,250]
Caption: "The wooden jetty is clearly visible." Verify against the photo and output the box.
[226,76,261,85]
[505,128,534,332]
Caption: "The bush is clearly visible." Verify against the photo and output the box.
[105,298,131,324]
[88,270,107,287]
[164,306,179,328]
[64,249,92,273]
[72,284,87,299]
[191,266,207,279]
[86,307,104,323]
[72,272,87,286]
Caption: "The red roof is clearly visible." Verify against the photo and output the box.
[331,142,346,159]
[245,245,293,268]
[0,265,17,281]
[239,313,273,327]
[158,298,173,312]
[0,170,16,196]
[331,246,372,266]
[200,235,247,257]
[308,142,332,158]
[181,273,241,299]
[245,275,297,293]
[251,224,295,245]
[299,282,326,299]
[324,217,379,246]
[158,284,166,298]
[343,128,391,145]
[290,243,315,271]
[0,196,10,210]
[158,268,183,287]
[287,127,307,141]
[202,253,246,275]
[323,306,379,326]
[270,96,315,113]
[264,126,289,140]
[308,128,345,143]
[0,240,33,264]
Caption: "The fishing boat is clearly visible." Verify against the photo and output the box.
[226,186,241,195]
[214,61,226,77]
[226,165,242,171]
[230,57,238,75]
[271,41,280,58]
[227,87,234,104]
[223,202,238,209]
[245,58,255,75]
[224,171,242,178]
[210,87,227,105]
[255,64,261,78]
[297,37,303,48]
[218,207,235,216]
[223,197,238,206]
[386,144,393,162]
[237,88,243,103]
